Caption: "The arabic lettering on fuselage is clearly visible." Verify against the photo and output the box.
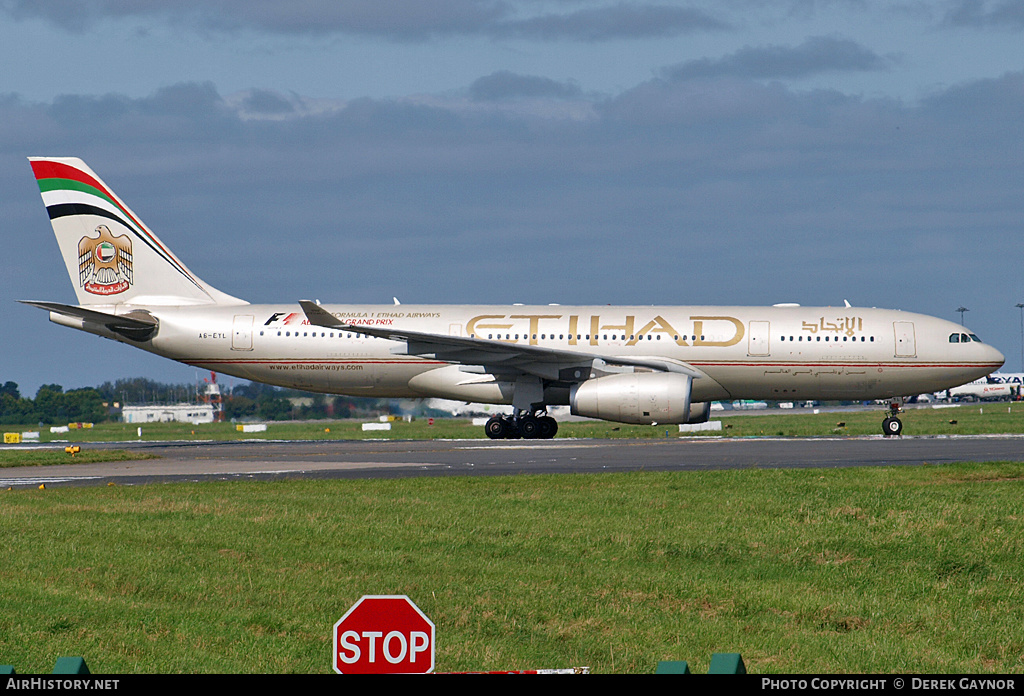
[801,317,864,337]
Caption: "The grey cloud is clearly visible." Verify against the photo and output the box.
[0,0,508,38]
[469,72,583,101]
[662,36,892,81]
[240,89,297,116]
[42,82,236,148]
[5,72,1024,393]
[492,3,730,41]
[0,0,728,41]
[140,82,227,118]
[944,0,1024,29]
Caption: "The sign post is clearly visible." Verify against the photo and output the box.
[334,595,436,674]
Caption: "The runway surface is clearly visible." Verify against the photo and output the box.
[4,435,1024,488]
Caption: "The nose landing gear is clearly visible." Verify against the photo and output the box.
[882,401,904,437]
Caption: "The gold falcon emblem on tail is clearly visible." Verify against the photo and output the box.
[78,225,133,296]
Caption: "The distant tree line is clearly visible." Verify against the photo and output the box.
[0,378,393,425]
[0,382,107,426]
[222,381,385,421]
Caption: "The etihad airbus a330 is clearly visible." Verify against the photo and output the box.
[22,157,1004,438]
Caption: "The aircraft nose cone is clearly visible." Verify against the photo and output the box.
[986,344,1006,369]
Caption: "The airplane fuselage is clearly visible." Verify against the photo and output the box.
[61,302,1003,405]
[26,157,1006,437]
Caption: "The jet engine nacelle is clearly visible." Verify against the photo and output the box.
[570,372,699,425]
[686,400,712,424]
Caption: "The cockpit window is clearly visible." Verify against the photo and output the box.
[969,334,982,342]
[949,333,960,343]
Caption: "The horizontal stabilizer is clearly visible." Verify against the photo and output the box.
[20,300,158,341]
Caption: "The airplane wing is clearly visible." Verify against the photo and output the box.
[298,300,702,382]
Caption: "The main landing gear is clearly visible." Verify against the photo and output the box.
[484,412,559,440]
[882,400,904,437]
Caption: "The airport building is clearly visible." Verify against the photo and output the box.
[122,403,216,424]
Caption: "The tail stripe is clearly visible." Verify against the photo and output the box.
[31,160,149,236]
[31,160,205,293]
[42,202,203,293]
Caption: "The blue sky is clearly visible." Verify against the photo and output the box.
[3,1,1024,395]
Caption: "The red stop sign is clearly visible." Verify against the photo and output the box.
[334,595,436,674]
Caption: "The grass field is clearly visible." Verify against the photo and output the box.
[3,462,1024,674]
[3,402,1023,449]
[2,404,1022,470]
[3,406,1024,674]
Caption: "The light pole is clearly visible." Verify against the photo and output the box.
[1016,303,1024,373]
[956,306,969,325]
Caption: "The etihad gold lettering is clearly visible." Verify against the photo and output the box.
[510,315,562,345]
[464,313,744,347]
[628,315,685,346]
[691,316,744,347]
[467,315,515,339]
[592,315,636,345]
[590,316,601,345]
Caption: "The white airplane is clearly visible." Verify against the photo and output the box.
[945,374,1016,401]
[986,372,1024,386]
[22,157,1005,439]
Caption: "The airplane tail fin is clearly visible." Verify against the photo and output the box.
[29,157,247,307]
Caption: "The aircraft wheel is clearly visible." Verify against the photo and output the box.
[882,417,903,437]
[485,416,508,439]
[505,416,522,439]
[518,415,540,439]
[537,416,558,439]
